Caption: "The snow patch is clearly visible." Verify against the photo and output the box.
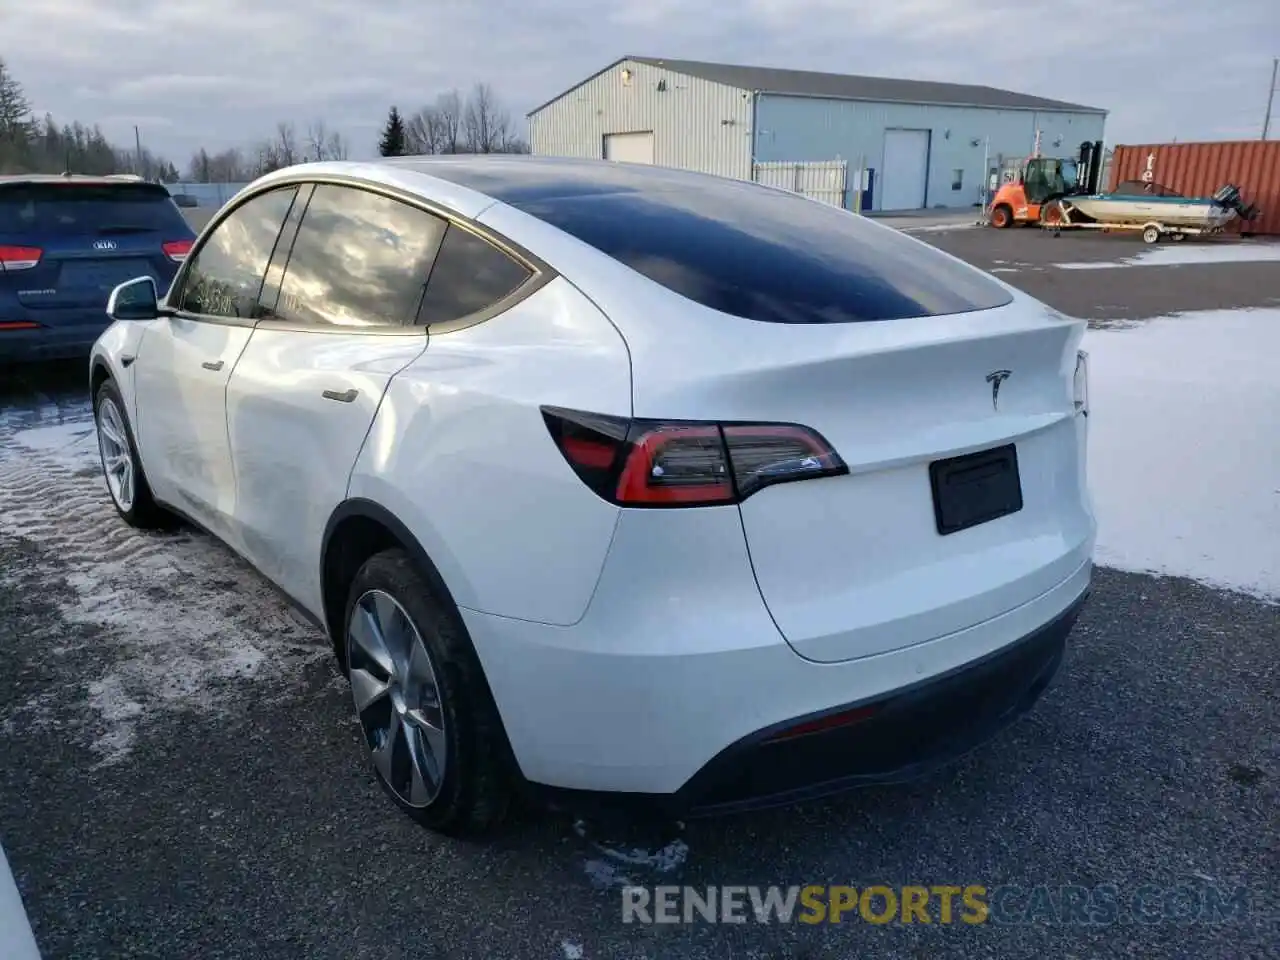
[0,429,329,765]
[591,838,690,874]
[583,860,634,890]
[901,222,980,234]
[1057,240,1280,270]
[1085,307,1280,600]
[561,942,585,959]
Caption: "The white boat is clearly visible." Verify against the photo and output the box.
[1062,180,1251,230]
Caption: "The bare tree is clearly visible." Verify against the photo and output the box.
[275,121,299,166]
[435,89,462,154]
[324,131,349,160]
[464,82,512,154]
[305,119,329,161]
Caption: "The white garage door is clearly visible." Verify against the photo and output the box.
[603,132,655,165]
[880,129,930,210]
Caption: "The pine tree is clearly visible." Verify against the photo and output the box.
[378,106,406,157]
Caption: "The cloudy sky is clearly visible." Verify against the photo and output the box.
[4,0,1276,168]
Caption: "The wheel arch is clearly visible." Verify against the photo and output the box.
[90,355,114,397]
[320,498,462,661]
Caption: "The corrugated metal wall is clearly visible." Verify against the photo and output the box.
[1108,141,1280,236]
[754,95,1106,211]
[529,59,752,180]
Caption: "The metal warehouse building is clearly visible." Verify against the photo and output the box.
[528,56,1107,212]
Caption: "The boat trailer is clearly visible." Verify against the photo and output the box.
[1039,200,1231,244]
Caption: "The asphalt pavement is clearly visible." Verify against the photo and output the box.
[0,227,1276,960]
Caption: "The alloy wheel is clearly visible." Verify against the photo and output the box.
[96,398,135,512]
[348,589,448,808]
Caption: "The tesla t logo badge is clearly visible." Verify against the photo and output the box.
[986,370,1012,410]
[93,240,117,251]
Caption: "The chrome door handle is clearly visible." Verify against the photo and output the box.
[322,388,358,403]
[201,360,224,371]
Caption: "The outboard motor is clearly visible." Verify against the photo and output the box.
[1212,184,1261,221]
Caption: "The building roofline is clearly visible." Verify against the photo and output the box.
[526,56,630,118]
[527,55,1107,119]
[753,89,1108,117]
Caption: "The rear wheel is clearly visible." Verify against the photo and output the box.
[989,204,1013,229]
[94,380,171,529]
[1142,225,1161,244]
[343,548,512,836]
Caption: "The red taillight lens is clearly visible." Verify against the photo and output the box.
[765,704,881,743]
[162,239,193,262]
[542,406,847,508]
[0,245,42,271]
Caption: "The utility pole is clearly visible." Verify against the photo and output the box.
[1264,58,1278,140]
[134,124,144,178]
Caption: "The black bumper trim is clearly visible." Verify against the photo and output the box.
[528,588,1089,822]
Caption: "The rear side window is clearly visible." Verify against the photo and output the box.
[415,224,532,327]
[177,186,298,318]
[512,181,1012,323]
[0,182,190,238]
[271,184,446,329]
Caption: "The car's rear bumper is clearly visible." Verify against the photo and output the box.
[673,589,1083,816]
[0,318,109,363]
[461,502,1093,808]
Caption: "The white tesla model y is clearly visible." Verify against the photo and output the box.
[90,157,1095,835]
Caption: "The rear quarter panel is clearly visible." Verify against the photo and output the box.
[348,275,632,626]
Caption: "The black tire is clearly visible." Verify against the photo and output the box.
[343,548,513,836]
[990,204,1013,229]
[93,380,174,530]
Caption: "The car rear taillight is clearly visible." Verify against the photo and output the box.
[542,406,848,507]
[0,245,42,271]
[162,239,193,263]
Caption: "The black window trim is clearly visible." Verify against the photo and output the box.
[165,173,555,336]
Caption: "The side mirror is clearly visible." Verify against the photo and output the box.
[107,276,160,322]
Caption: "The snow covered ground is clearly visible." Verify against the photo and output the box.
[1084,307,1279,600]
[1058,239,1280,270]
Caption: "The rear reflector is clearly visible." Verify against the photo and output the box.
[765,704,882,743]
[542,406,847,507]
[0,245,42,271]
[162,239,193,263]
[0,321,40,331]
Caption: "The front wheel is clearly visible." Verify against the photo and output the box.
[94,380,172,529]
[344,548,513,836]
[1142,225,1161,244]
[989,204,1013,229]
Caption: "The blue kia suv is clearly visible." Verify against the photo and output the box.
[0,174,196,363]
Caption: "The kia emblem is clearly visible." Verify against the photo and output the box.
[93,240,118,251]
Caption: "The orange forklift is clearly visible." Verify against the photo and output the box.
[988,140,1104,228]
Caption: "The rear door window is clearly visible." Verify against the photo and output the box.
[415,225,533,327]
[177,186,299,319]
[0,182,190,239]
[268,184,446,329]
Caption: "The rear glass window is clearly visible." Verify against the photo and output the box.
[0,183,189,237]
[515,186,1010,324]
[412,159,1013,324]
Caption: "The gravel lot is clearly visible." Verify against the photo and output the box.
[1,224,1276,960]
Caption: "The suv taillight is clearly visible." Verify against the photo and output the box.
[542,406,847,507]
[0,245,42,271]
[162,239,193,263]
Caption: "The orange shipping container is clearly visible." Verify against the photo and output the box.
[1107,141,1280,236]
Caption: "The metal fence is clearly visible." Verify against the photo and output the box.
[752,161,848,208]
